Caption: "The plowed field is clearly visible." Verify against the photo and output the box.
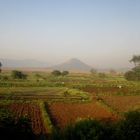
[48,102,118,129]
[101,96,140,112]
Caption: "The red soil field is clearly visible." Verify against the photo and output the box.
[6,103,46,135]
[48,102,118,129]
[101,96,140,112]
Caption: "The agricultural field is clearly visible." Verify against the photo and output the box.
[0,70,140,139]
[47,101,119,129]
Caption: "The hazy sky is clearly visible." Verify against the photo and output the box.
[0,0,140,68]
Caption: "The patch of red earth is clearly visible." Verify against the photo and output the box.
[101,96,140,112]
[5,103,47,135]
[48,102,119,129]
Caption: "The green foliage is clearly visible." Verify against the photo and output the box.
[130,55,140,67]
[52,70,62,76]
[98,73,106,78]
[62,71,69,76]
[50,119,105,140]
[0,75,9,81]
[52,70,69,76]
[116,110,140,140]
[125,55,140,81]
[90,68,97,75]
[38,101,53,133]
[11,70,27,79]
[0,109,34,140]
[0,61,2,73]
[50,111,140,140]
[125,67,140,81]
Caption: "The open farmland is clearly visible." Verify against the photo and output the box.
[100,96,140,113]
[47,102,119,129]
[1,70,140,139]
[0,102,47,136]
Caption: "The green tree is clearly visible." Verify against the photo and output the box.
[11,70,27,79]
[125,55,140,81]
[124,70,137,81]
[52,70,61,76]
[130,55,140,67]
[62,71,69,76]
[0,62,2,73]
[90,68,97,75]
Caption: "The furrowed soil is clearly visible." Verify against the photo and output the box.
[47,101,119,129]
[1,103,47,135]
[101,96,140,113]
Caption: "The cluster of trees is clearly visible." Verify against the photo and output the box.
[52,70,69,76]
[50,111,140,140]
[125,55,140,81]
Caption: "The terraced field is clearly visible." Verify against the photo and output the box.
[47,102,119,129]
[100,96,140,113]
[1,71,140,139]
[0,102,47,135]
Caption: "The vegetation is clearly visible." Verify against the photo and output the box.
[11,70,27,79]
[90,68,97,75]
[0,108,34,140]
[50,110,140,140]
[61,71,69,76]
[130,55,140,67]
[52,70,69,76]
[0,61,2,73]
[0,64,140,139]
[52,70,62,76]
[125,55,140,81]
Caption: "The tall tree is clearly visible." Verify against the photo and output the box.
[130,55,140,67]
[0,62,2,73]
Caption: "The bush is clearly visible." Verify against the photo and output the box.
[11,70,27,79]
[116,111,140,140]
[0,109,34,140]
[124,71,137,81]
[50,119,106,140]
[62,71,69,76]
[98,73,106,78]
[50,111,140,140]
[51,70,61,76]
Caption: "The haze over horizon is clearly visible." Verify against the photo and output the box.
[0,0,140,69]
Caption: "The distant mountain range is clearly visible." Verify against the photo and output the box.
[0,58,131,72]
[51,58,93,71]
[0,58,49,67]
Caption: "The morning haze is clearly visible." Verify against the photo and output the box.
[0,0,140,69]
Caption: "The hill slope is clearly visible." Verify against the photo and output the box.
[51,58,92,71]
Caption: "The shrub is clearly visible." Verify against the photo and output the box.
[98,73,106,78]
[11,70,27,79]
[51,70,61,76]
[116,111,140,140]
[0,109,34,140]
[124,71,137,81]
[50,119,105,140]
[62,71,69,76]
[50,111,140,140]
